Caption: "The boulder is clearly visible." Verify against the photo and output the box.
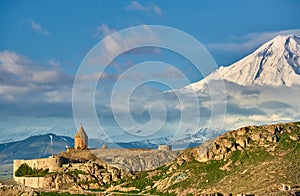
[236,127,248,136]
[251,133,261,141]
[289,134,299,141]
[42,174,76,190]
[101,173,112,184]
[107,166,121,182]
[221,138,234,149]
[267,135,278,143]
[196,146,210,162]
[236,137,247,148]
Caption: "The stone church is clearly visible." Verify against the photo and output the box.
[74,125,88,149]
[13,126,89,188]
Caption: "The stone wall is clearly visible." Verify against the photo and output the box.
[13,155,68,178]
[14,177,44,188]
[74,138,86,149]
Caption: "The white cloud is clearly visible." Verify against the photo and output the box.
[87,24,160,67]
[0,50,25,74]
[125,1,146,11]
[207,29,300,53]
[215,81,300,129]
[124,1,163,16]
[94,23,116,39]
[27,19,50,36]
[48,58,61,67]
[152,4,162,16]
[0,50,72,102]
[32,70,60,84]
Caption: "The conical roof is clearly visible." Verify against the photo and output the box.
[75,126,88,139]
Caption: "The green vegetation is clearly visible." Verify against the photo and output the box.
[15,163,49,177]
[87,188,106,192]
[79,179,98,185]
[37,192,94,196]
[146,188,176,196]
[118,141,285,195]
[123,165,169,191]
[109,190,141,194]
[167,159,227,190]
[66,169,86,177]
[124,171,151,190]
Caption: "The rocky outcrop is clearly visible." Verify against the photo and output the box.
[91,148,181,171]
[147,121,300,195]
[193,122,299,163]
[42,160,132,190]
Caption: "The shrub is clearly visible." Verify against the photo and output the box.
[15,163,50,177]
[15,163,34,177]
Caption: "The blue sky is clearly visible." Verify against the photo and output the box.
[1,0,300,142]
[2,0,300,68]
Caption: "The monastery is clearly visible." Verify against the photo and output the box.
[13,126,88,187]
[12,125,171,188]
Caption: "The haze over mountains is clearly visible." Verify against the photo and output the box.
[1,34,300,179]
[182,34,300,132]
[1,35,300,145]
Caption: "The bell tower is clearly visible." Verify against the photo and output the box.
[74,126,88,149]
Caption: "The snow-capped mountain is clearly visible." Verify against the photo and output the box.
[187,35,300,90]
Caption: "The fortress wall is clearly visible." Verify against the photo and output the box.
[14,177,44,188]
[13,156,69,188]
[13,156,66,178]
[34,156,64,172]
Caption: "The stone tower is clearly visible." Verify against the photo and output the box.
[74,126,88,150]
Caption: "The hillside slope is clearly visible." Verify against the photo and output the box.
[117,121,300,195]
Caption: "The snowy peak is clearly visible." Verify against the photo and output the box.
[188,34,300,90]
[227,34,300,86]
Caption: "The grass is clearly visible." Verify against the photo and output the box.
[66,169,87,177]
[165,142,277,193]
[119,144,277,194]
[37,192,94,196]
[167,159,227,190]
[124,171,150,190]
[79,179,98,186]
[121,165,169,193]
[110,189,141,194]
[87,188,106,192]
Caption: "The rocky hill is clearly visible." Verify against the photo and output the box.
[1,121,299,195]
[109,121,300,195]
